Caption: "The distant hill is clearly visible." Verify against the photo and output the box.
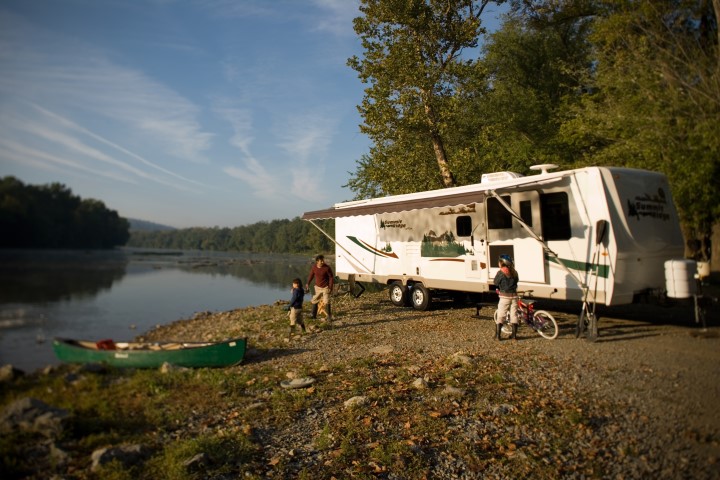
[127,218,176,232]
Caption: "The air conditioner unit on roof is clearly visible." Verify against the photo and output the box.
[481,171,524,184]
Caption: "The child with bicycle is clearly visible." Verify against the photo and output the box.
[494,254,519,341]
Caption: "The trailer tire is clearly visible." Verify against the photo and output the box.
[389,282,408,307]
[411,283,431,311]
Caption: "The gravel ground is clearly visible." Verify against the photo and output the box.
[139,286,720,479]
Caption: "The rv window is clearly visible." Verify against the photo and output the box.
[487,196,512,229]
[540,192,571,240]
[519,200,533,227]
[456,216,472,236]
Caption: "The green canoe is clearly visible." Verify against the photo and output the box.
[52,337,247,368]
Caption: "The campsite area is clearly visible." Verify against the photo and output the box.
[2,288,718,479]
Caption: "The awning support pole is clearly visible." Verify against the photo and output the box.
[488,190,588,290]
[488,190,604,340]
[307,220,375,274]
[487,190,591,300]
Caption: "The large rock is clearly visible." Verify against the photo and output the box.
[370,345,394,355]
[441,385,466,397]
[412,377,429,389]
[0,364,24,382]
[344,396,368,408]
[446,352,473,366]
[0,397,69,438]
[91,444,151,471]
[184,452,212,472]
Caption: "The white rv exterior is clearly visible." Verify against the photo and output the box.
[302,166,685,309]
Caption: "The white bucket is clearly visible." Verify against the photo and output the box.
[664,259,697,299]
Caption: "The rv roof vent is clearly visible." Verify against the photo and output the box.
[481,171,524,184]
[529,164,559,175]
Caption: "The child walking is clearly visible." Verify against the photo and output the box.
[287,278,306,339]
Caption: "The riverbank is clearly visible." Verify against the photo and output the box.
[2,290,719,479]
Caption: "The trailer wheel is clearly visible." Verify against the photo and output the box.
[411,283,431,311]
[389,282,408,307]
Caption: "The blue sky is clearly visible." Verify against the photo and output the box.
[0,0,506,229]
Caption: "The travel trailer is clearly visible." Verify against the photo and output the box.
[302,165,685,311]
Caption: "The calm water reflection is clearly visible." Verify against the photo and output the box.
[0,249,313,372]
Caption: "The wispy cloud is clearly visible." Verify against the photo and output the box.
[0,11,214,164]
[0,136,138,185]
[191,0,280,19]
[216,102,338,201]
[277,112,335,162]
[215,102,277,198]
[223,157,277,199]
[193,0,358,37]
[276,111,337,200]
[214,103,254,155]
[310,0,360,36]
[0,106,202,192]
[31,104,206,188]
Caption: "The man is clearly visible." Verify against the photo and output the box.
[306,254,334,322]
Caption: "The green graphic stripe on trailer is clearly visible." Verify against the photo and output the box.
[347,236,399,259]
[546,255,610,278]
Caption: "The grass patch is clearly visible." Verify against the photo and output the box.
[143,432,260,480]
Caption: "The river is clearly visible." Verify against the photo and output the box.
[0,249,315,372]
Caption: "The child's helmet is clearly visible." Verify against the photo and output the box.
[499,254,513,266]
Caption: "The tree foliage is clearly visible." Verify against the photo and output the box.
[347,0,719,259]
[126,218,335,255]
[557,0,720,259]
[0,176,130,249]
[347,0,506,196]
[468,9,593,172]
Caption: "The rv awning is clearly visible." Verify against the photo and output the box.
[302,174,566,220]
[301,190,488,220]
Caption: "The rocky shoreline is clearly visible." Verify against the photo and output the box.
[2,289,719,479]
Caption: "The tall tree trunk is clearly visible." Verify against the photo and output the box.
[430,129,455,188]
[423,99,455,188]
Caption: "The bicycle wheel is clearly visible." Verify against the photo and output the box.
[533,310,558,340]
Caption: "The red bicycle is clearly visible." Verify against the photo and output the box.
[494,290,559,340]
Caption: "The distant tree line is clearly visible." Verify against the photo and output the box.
[0,176,130,249]
[126,218,335,254]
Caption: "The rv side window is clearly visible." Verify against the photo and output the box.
[456,216,472,236]
[520,200,533,227]
[540,192,571,240]
[487,196,512,229]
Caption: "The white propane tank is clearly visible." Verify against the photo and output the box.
[664,259,698,299]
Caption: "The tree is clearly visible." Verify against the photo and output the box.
[557,0,719,260]
[467,8,593,173]
[0,176,129,249]
[347,0,506,197]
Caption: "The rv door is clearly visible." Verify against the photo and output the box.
[486,191,546,283]
[460,203,486,279]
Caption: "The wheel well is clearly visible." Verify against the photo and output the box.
[386,279,429,292]
[387,279,420,287]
